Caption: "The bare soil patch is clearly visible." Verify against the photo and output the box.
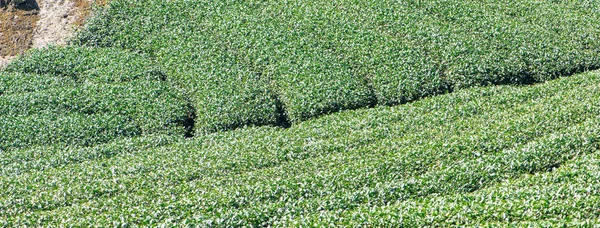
[1,0,100,68]
[32,0,77,48]
[0,0,39,57]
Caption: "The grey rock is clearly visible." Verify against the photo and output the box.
[11,0,26,5]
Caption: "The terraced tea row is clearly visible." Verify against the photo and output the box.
[2,71,600,226]
[290,149,600,226]
[0,49,192,150]
[0,72,76,95]
[72,0,600,133]
[5,46,165,83]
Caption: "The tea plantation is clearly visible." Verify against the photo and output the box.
[2,0,600,226]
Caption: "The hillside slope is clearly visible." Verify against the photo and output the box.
[2,70,600,226]
[3,0,600,226]
[63,0,600,134]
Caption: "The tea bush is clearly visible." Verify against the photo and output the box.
[3,71,600,226]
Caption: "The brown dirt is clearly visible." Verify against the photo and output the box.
[32,0,77,48]
[0,56,15,68]
[0,0,102,68]
[0,1,39,57]
[72,0,108,26]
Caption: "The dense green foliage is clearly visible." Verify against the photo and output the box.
[74,0,600,130]
[0,71,192,150]
[153,36,280,134]
[3,0,600,225]
[5,46,165,83]
[0,72,76,95]
[296,150,600,226]
[77,1,283,132]
[2,71,600,226]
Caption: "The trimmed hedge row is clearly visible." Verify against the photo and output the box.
[154,36,280,134]
[0,72,76,96]
[0,80,192,151]
[2,71,600,225]
[1,112,140,152]
[241,115,600,227]
[210,2,378,122]
[77,0,378,124]
[73,0,600,131]
[0,134,181,177]
[293,143,600,226]
[74,1,281,133]
[5,46,165,83]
